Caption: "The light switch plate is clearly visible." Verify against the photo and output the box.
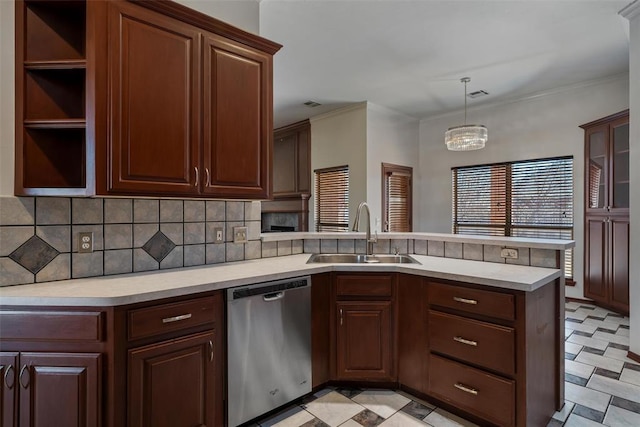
[501,248,519,259]
[213,227,224,244]
[233,226,248,244]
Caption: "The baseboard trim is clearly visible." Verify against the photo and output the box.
[628,351,640,364]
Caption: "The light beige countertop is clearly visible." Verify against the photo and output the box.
[0,254,562,307]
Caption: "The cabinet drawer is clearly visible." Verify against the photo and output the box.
[428,354,515,427]
[128,296,217,341]
[429,310,515,376]
[336,274,393,298]
[0,310,105,342]
[428,282,515,320]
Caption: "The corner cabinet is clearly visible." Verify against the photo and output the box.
[581,110,630,314]
[15,0,281,199]
[332,273,396,382]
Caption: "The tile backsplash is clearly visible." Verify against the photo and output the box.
[0,195,563,288]
[0,196,262,287]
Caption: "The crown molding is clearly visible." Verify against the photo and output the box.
[309,102,367,123]
[620,0,640,20]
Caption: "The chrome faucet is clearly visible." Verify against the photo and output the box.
[352,202,378,255]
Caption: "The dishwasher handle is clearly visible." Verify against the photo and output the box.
[263,292,285,302]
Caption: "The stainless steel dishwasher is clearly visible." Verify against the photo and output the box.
[226,276,311,427]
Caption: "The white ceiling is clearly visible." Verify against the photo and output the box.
[258,0,630,128]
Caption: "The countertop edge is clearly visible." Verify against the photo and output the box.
[0,255,562,307]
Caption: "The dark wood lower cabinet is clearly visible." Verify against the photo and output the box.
[128,331,217,427]
[336,301,393,381]
[0,352,102,427]
[0,352,18,427]
[397,274,427,393]
[585,215,629,314]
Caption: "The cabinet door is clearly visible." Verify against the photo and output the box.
[128,331,217,427]
[18,352,101,427]
[273,133,298,195]
[585,125,608,214]
[609,217,629,312]
[397,275,427,393]
[609,118,630,213]
[1,353,18,427]
[296,127,311,194]
[336,301,393,381]
[203,34,272,198]
[584,216,608,304]
[107,1,201,195]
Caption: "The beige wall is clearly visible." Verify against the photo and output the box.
[310,103,368,231]
[0,1,15,196]
[418,75,629,300]
[366,103,419,231]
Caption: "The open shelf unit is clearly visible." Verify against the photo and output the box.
[16,0,90,194]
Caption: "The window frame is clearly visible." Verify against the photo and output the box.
[452,156,574,279]
[381,162,413,232]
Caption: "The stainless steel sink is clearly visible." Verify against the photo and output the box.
[307,253,420,264]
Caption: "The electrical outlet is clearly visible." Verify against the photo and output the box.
[233,226,248,243]
[500,248,519,259]
[213,227,224,244]
[78,232,93,253]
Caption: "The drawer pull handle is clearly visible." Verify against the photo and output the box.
[4,364,14,389]
[454,383,478,395]
[19,365,29,389]
[208,340,214,363]
[453,296,478,305]
[453,336,478,347]
[162,313,192,324]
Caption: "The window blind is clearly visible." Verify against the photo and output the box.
[387,173,411,232]
[383,163,413,232]
[452,157,574,278]
[315,165,349,232]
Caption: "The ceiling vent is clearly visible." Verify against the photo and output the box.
[467,90,489,99]
[303,100,322,107]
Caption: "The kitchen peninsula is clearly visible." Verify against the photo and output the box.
[0,233,572,427]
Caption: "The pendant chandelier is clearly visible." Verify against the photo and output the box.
[445,77,487,151]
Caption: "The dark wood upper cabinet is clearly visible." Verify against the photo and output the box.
[273,120,311,197]
[581,110,630,216]
[107,1,201,195]
[202,34,272,198]
[581,110,630,314]
[15,0,281,199]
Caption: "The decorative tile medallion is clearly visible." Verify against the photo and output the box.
[9,236,59,274]
[142,231,176,262]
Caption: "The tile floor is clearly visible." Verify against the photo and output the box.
[253,301,639,427]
